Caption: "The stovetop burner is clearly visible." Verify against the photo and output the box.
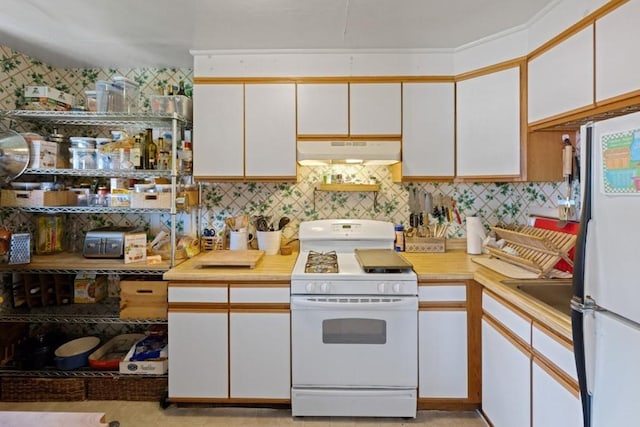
[305,251,339,273]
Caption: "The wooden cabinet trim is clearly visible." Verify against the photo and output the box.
[532,320,573,352]
[195,76,455,84]
[528,0,628,61]
[483,289,532,324]
[419,302,466,311]
[168,304,228,312]
[169,396,290,404]
[168,281,228,288]
[483,313,531,357]
[455,58,525,82]
[229,304,290,312]
[533,355,580,398]
[229,282,290,288]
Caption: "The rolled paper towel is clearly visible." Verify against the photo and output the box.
[466,216,486,255]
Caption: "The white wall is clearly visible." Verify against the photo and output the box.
[193,0,611,78]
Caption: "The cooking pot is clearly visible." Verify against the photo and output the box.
[0,124,29,183]
[54,336,100,370]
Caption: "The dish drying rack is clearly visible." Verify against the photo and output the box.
[485,225,577,278]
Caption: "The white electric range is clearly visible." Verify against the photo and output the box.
[290,219,418,418]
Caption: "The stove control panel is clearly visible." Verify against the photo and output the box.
[292,280,417,296]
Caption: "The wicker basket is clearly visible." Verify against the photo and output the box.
[86,377,167,401]
[1,377,86,401]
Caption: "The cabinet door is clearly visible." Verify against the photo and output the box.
[532,358,582,427]
[595,1,640,102]
[350,83,401,135]
[245,84,297,178]
[297,83,348,135]
[528,25,594,124]
[402,82,455,178]
[482,317,531,427]
[192,84,244,178]
[419,310,467,398]
[168,310,228,398]
[230,311,291,399]
[456,67,521,177]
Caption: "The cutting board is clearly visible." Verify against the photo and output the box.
[354,249,413,272]
[194,250,265,269]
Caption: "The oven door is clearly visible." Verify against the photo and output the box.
[291,295,418,388]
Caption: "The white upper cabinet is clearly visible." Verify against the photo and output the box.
[456,66,521,177]
[595,1,640,103]
[528,25,594,124]
[402,82,455,178]
[245,83,297,178]
[349,83,402,135]
[193,84,244,179]
[297,83,349,135]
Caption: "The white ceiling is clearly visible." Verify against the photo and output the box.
[0,0,555,69]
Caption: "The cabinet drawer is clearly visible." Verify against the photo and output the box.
[483,291,531,344]
[532,324,577,381]
[168,283,227,303]
[419,284,466,302]
[230,285,289,303]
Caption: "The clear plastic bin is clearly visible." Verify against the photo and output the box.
[96,80,124,112]
[69,147,96,170]
[149,95,192,120]
[112,76,140,113]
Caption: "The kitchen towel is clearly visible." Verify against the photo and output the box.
[466,216,486,255]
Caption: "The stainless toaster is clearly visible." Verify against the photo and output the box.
[83,226,141,258]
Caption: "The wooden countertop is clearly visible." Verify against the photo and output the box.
[163,249,571,338]
[163,251,297,282]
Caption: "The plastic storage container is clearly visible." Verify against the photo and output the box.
[112,76,140,113]
[96,80,124,112]
[149,95,192,120]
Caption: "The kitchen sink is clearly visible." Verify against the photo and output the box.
[500,279,574,316]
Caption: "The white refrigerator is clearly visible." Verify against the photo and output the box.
[574,112,640,426]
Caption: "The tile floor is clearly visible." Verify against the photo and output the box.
[0,401,488,426]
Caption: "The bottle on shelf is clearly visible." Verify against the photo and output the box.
[177,81,186,96]
[132,134,142,169]
[179,140,193,173]
[143,128,157,170]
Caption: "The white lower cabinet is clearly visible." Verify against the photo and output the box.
[168,309,228,399]
[532,358,582,427]
[418,283,469,399]
[482,290,581,427]
[419,310,468,398]
[230,310,290,399]
[168,282,291,402]
[482,316,531,427]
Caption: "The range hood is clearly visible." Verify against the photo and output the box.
[297,140,401,166]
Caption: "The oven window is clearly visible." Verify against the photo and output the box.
[322,318,387,344]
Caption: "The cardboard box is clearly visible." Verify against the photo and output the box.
[1,190,72,207]
[130,192,171,209]
[28,140,58,168]
[109,188,131,207]
[119,337,168,375]
[73,273,107,303]
[124,232,147,264]
[119,280,167,319]
[24,86,74,111]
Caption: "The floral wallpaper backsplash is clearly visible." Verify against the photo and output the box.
[1,43,571,242]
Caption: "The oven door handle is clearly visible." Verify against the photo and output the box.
[291,297,418,310]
